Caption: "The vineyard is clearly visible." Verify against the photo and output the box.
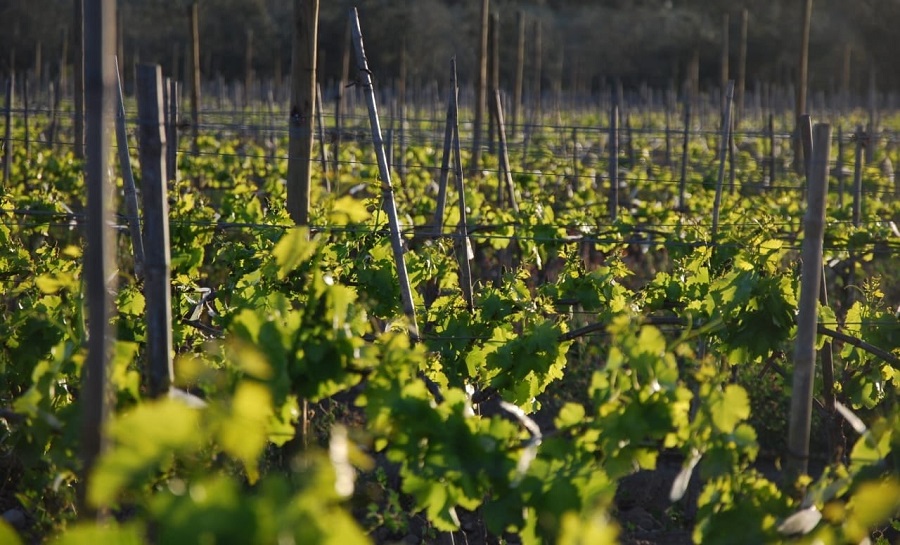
[2,10,900,545]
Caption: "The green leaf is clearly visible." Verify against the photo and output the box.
[53,522,144,545]
[272,227,316,279]
[35,272,75,294]
[845,478,900,541]
[89,399,203,507]
[329,196,372,224]
[709,385,750,433]
[555,403,586,430]
[217,382,273,483]
[0,520,23,545]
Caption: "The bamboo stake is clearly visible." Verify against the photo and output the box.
[350,8,419,340]
[711,80,734,245]
[80,0,115,516]
[494,89,519,213]
[451,59,474,311]
[114,57,145,281]
[136,64,172,399]
[315,82,329,189]
[431,89,455,235]
[787,123,831,481]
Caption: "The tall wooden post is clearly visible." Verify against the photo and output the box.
[136,64,172,400]
[166,79,179,182]
[3,76,12,185]
[787,123,831,481]
[470,0,489,176]
[720,13,729,115]
[609,104,619,221]
[74,0,85,159]
[333,19,351,181]
[533,19,542,120]
[735,9,748,126]
[794,0,813,173]
[188,1,201,156]
[80,0,115,516]
[245,29,254,103]
[512,11,525,139]
[488,11,500,156]
[286,0,319,225]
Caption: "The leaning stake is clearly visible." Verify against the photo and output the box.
[349,8,419,340]
[114,56,145,281]
[710,80,734,246]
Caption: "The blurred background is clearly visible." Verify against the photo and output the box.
[1,0,897,98]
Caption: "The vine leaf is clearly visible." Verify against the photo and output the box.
[272,227,315,279]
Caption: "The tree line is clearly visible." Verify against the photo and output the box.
[2,0,899,97]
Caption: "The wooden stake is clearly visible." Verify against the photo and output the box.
[787,123,831,481]
[114,57,145,281]
[512,11,525,139]
[768,113,776,187]
[431,86,455,236]
[136,64,172,399]
[22,77,30,161]
[80,0,115,516]
[286,0,318,225]
[794,0,813,173]
[3,76,12,185]
[350,8,419,340]
[494,89,519,213]
[799,114,813,180]
[74,0,85,159]
[188,1,201,156]
[451,59,474,312]
[333,18,351,182]
[609,103,619,221]
[852,125,864,227]
[678,100,690,210]
[836,125,844,208]
[470,0,489,176]
[488,11,499,156]
[711,80,734,245]
[315,81,329,189]
[166,78,179,182]
[735,8,748,126]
